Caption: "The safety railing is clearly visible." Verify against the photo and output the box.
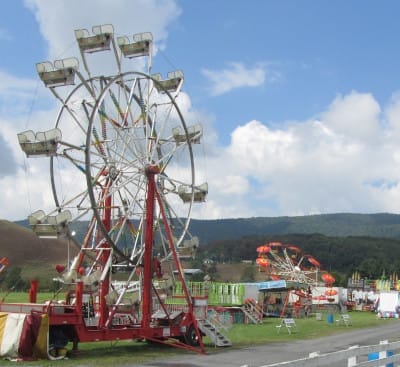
[259,340,400,367]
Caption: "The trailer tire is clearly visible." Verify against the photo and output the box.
[184,324,199,347]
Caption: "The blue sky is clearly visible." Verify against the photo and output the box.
[174,1,400,140]
[2,0,400,220]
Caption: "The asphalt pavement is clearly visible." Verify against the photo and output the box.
[140,319,400,367]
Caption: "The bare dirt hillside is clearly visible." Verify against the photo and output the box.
[215,263,266,282]
[0,220,73,266]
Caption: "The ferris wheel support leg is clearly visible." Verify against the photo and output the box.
[141,165,158,329]
[154,187,205,353]
[75,281,83,316]
[29,279,38,303]
[99,191,112,328]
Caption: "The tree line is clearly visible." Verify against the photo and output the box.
[192,233,400,286]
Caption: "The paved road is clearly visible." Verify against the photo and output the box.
[141,320,400,367]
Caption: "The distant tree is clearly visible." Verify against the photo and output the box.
[206,262,217,276]
[202,233,400,279]
[190,272,205,282]
[189,257,201,268]
[241,265,255,282]
[330,271,347,287]
[3,266,27,291]
[0,269,6,288]
[357,258,384,279]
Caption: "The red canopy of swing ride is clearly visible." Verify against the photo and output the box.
[321,272,335,285]
[255,242,335,285]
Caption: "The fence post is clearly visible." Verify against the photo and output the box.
[367,340,393,367]
[379,340,389,367]
[347,345,359,367]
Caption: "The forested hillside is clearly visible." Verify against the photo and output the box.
[10,213,400,284]
[197,233,400,281]
[189,213,400,244]
[15,212,400,245]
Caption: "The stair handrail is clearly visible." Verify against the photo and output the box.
[198,314,232,348]
[243,299,263,323]
[208,310,233,332]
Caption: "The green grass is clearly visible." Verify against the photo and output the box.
[0,291,58,303]
[0,339,184,366]
[20,264,61,291]
[228,311,397,347]
[38,313,400,365]
[0,295,397,366]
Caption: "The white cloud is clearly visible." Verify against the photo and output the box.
[0,68,56,208]
[213,175,249,195]
[0,0,184,221]
[4,72,400,221]
[321,91,382,143]
[24,0,181,76]
[202,62,267,96]
[3,1,400,223]
[384,92,400,139]
[0,136,16,177]
[195,90,400,219]
[0,70,38,103]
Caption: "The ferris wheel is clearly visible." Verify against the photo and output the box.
[18,24,206,268]
[17,25,208,347]
[256,242,333,286]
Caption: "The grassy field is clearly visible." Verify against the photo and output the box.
[228,311,397,346]
[0,293,397,366]
[0,291,56,303]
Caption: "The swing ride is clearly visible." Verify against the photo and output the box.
[2,24,209,358]
[255,241,335,286]
[256,242,339,316]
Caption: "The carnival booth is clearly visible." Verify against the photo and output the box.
[258,280,310,318]
[375,291,400,318]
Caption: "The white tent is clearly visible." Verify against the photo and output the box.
[377,291,400,317]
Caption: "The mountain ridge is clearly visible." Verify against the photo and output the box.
[188,212,400,244]
[13,212,400,247]
[4,212,400,283]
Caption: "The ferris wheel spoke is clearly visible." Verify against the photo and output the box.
[109,217,137,252]
[106,133,145,167]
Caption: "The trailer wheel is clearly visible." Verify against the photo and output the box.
[184,325,199,347]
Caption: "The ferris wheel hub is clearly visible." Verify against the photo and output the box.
[108,165,119,180]
[145,164,160,175]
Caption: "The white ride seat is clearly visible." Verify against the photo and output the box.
[177,236,199,259]
[18,128,62,157]
[118,32,153,58]
[178,183,208,203]
[153,70,184,93]
[28,209,72,238]
[172,124,202,144]
[36,58,78,87]
[75,24,114,53]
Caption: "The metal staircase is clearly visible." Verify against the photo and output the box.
[241,300,263,324]
[197,319,232,347]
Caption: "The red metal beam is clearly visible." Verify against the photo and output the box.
[141,165,158,328]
